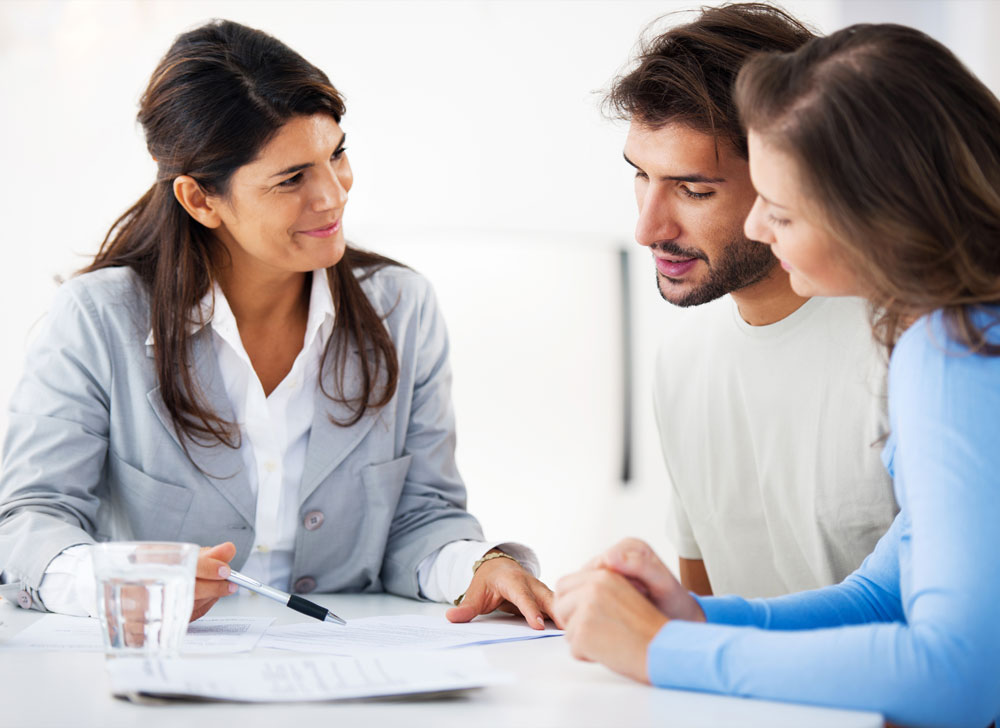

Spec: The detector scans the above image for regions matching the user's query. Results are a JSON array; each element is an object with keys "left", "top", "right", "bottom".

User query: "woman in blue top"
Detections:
[{"left": 555, "top": 23, "right": 1000, "bottom": 728}]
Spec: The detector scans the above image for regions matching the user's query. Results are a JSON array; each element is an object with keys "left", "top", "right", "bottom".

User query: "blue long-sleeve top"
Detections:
[{"left": 648, "top": 310, "right": 1000, "bottom": 728}]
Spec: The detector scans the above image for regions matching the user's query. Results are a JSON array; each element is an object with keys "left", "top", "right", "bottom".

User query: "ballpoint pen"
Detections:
[{"left": 226, "top": 570, "right": 346, "bottom": 625}]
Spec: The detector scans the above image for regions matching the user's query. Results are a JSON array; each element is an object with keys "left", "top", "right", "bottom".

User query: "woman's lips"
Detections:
[
  {"left": 655, "top": 256, "right": 699, "bottom": 278},
  {"left": 299, "top": 220, "right": 341, "bottom": 238}
]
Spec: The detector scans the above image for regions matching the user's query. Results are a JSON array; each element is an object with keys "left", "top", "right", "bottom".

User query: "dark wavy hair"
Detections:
[
  {"left": 735, "top": 23, "right": 1000, "bottom": 354},
  {"left": 82, "top": 19, "right": 400, "bottom": 451},
  {"left": 604, "top": 2, "right": 815, "bottom": 157}
]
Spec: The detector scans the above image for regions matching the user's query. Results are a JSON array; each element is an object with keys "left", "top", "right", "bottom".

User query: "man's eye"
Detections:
[{"left": 681, "top": 186, "right": 714, "bottom": 200}]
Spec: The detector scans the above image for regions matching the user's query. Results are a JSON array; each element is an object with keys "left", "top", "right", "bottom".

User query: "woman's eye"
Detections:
[
  {"left": 278, "top": 172, "right": 303, "bottom": 188},
  {"left": 681, "top": 186, "right": 714, "bottom": 200},
  {"left": 768, "top": 214, "right": 791, "bottom": 227},
  {"left": 332, "top": 146, "right": 348, "bottom": 161}
]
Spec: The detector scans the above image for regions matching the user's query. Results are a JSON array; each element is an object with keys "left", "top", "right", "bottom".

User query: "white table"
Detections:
[{"left": 0, "top": 593, "right": 883, "bottom": 728}]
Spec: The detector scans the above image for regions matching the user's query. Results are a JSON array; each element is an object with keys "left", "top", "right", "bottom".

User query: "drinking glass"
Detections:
[{"left": 91, "top": 541, "right": 198, "bottom": 656}]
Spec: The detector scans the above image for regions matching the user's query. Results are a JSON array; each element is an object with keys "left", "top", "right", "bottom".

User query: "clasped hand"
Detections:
[{"left": 553, "top": 538, "right": 705, "bottom": 683}]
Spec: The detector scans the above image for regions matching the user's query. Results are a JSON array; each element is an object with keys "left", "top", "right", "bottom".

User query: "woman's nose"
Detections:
[
  {"left": 312, "top": 167, "right": 349, "bottom": 212},
  {"left": 744, "top": 195, "right": 773, "bottom": 245}
]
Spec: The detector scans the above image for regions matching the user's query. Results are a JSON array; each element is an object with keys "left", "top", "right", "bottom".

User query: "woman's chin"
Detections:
[
  {"left": 788, "top": 272, "right": 820, "bottom": 298},
  {"left": 312, "top": 238, "right": 348, "bottom": 270}
]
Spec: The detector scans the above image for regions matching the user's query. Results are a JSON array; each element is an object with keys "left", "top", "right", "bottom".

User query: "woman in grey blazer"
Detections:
[{"left": 0, "top": 20, "right": 554, "bottom": 627}]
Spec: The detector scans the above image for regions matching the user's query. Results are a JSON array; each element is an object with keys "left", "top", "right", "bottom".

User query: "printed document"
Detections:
[
  {"left": 1, "top": 615, "right": 273, "bottom": 653},
  {"left": 106, "top": 649, "right": 510, "bottom": 702},
  {"left": 259, "top": 613, "right": 563, "bottom": 655}
]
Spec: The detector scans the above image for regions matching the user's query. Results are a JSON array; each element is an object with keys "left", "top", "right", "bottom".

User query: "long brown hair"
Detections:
[
  {"left": 604, "top": 2, "right": 815, "bottom": 157},
  {"left": 735, "top": 23, "right": 1000, "bottom": 353},
  {"left": 83, "top": 19, "right": 400, "bottom": 450}
]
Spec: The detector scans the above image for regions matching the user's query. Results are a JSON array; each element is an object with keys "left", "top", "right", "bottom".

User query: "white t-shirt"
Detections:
[{"left": 653, "top": 295, "right": 897, "bottom": 598}]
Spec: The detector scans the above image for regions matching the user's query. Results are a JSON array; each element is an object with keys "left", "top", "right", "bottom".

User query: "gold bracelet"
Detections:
[
  {"left": 453, "top": 551, "right": 520, "bottom": 606},
  {"left": 473, "top": 551, "right": 519, "bottom": 573}
]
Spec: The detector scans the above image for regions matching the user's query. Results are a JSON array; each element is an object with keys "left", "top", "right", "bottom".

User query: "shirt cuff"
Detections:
[
  {"left": 416, "top": 540, "right": 540, "bottom": 603},
  {"left": 37, "top": 544, "right": 98, "bottom": 617}
]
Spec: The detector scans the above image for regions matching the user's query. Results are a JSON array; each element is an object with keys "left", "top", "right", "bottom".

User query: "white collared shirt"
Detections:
[
  {"left": 38, "top": 271, "right": 535, "bottom": 615},
  {"left": 210, "top": 267, "right": 332, "bottom": 589}
]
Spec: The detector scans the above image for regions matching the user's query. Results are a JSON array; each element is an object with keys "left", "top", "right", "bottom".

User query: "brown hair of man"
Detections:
[
  {"left": 735, "top": 23, "right": 1000, "bottom": 354},
  {"left": 605, "top": 2, "right": 815, "bottom": 158}
]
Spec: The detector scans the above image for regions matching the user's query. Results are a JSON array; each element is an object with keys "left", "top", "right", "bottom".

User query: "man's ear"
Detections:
[{"left": 173, "top": 175, "right": 222, "bottom": 229}]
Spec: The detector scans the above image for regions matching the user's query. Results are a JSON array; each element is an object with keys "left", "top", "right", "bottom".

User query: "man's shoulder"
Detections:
[
  {"left": 790, "top": 296, "right": 879, "bottom": 360},
  {"left": 651, "top": 295, "right": 881, "bottom": 395},
  {"left": 740, "top": 295, "right": 873, "bottom": 354},
  {"left": 805, "top": 295, "right": 870, "bottom": 328}
]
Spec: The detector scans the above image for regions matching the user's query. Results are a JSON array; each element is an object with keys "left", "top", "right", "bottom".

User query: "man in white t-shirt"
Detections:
[{"left": 610, "top": 3, "right": 897, "bottom": 597}]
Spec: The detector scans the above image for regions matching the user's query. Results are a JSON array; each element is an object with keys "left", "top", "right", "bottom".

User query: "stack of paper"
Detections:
[{"left": 106, "top": 649, "right": 511, "bottom": 702}]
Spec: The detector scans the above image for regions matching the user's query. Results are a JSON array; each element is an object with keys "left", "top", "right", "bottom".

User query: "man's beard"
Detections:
[{"left": 656, "top": 235, "right": 777, "bottom": 307}]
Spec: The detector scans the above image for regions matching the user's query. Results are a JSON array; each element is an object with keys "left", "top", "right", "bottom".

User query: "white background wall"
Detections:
[{"left": 1, "top": 1, "right": 996, "bottom": 584}]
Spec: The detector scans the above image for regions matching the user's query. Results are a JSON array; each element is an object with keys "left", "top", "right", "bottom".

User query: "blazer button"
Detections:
[
  {"left": 16, "top": 590, "right": 32, "bottom": 609},
  {"left": 303, "top": 510, "right": 325, "bottom": 531},
  {"left": 293, "top": 576, "right": 317, "bottom": 594}
]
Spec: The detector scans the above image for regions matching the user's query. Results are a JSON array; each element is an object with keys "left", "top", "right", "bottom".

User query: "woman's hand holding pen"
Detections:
[
  {"left": 446, "top": 551, "right": 562, "bottom": 630},
  {"left": 191, "top": 541, "right": 238, "bottom": 621}
]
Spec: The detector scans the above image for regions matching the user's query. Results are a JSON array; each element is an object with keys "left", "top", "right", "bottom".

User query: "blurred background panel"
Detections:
[{"left": 1, "top": 0, "right": 996, "bottom": 581}]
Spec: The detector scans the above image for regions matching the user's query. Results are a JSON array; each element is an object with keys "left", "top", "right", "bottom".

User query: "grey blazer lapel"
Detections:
[
  {"left": 299, "top": 347, "right": 381, "bottom": 504},
  {"left": 145, "top": 329, "right": 255, "bottom": 527}
]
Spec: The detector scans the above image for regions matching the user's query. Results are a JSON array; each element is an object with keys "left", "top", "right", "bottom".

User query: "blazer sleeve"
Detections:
[
  {"left": 0, "top": 281, "right": 112, "bottom": 609},
  {"left": 378, "top": 275, "right": 485, "bottom": 598}
]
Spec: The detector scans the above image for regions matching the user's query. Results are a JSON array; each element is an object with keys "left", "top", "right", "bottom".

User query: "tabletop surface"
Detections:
[{"left": 0, "top": 593, "right": 883, "bottom": 728}]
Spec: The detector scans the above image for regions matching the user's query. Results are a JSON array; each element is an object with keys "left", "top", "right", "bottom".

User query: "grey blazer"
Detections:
[{"left": 0, "top": 265, "right": 484, "bottom": 611}]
